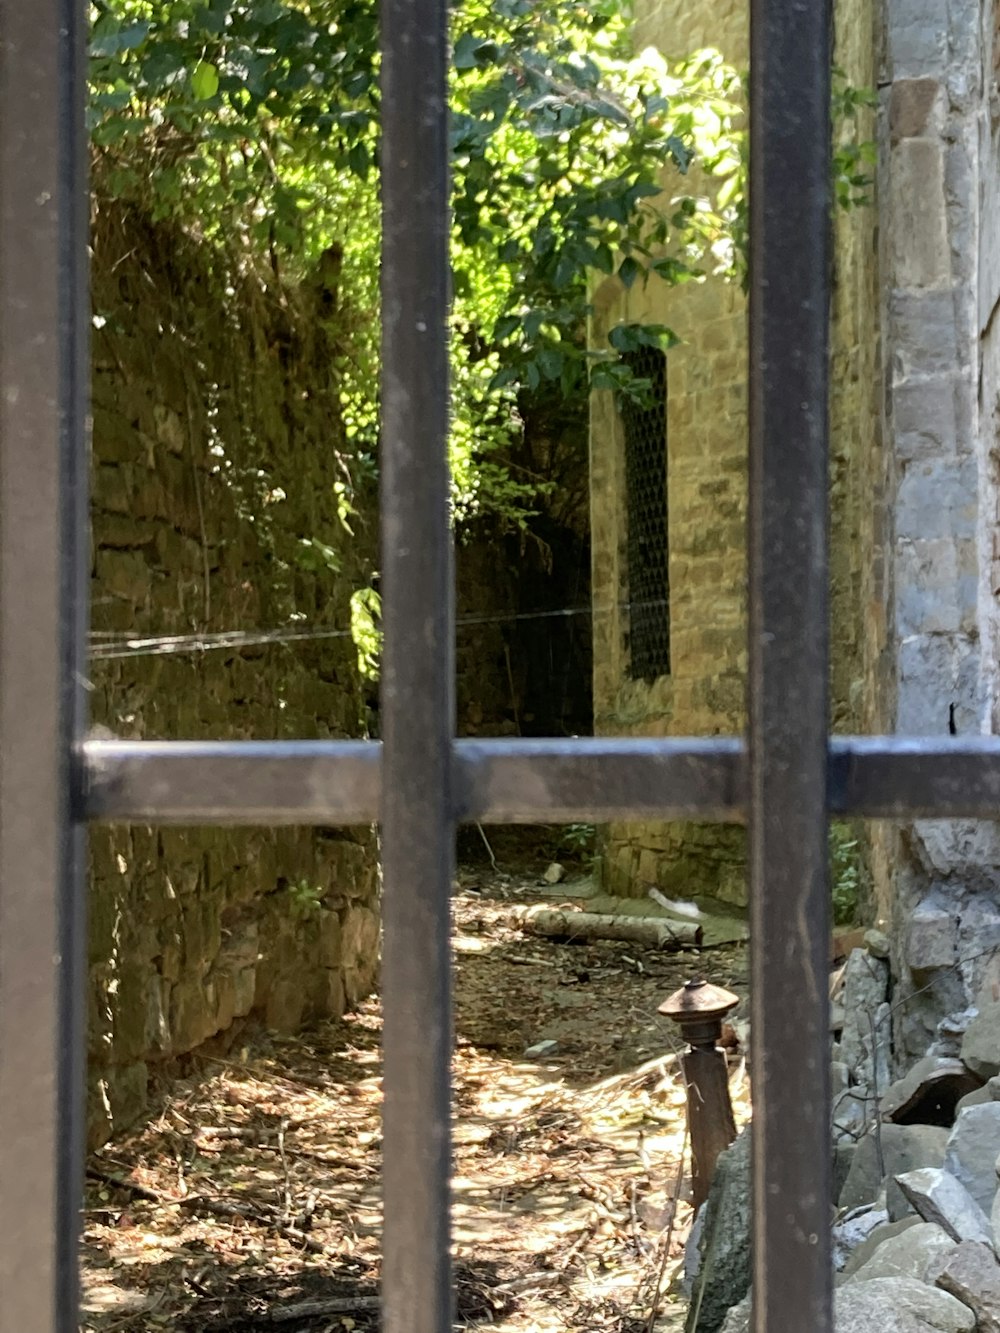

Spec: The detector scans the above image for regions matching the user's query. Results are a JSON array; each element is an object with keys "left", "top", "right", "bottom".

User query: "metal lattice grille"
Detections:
[{"left": 620, "top": 349, "right": 670, "bottom": 681}]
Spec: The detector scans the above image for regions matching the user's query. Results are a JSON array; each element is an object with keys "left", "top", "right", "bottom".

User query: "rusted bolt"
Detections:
[{"left": 659, "top": 978, "right": 740, "bottom": 1209}]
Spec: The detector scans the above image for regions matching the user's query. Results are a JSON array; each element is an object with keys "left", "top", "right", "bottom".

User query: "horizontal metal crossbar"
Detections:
[{"left": 81, "top": 735, "right": 1000, "bottom": 825}]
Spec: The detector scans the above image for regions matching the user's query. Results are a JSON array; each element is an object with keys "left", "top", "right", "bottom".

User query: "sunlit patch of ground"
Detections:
[{"left": 80, "top": 870, "right": 749, "bottom": 1332}]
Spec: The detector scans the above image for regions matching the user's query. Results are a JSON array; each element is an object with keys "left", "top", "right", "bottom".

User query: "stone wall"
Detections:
[
  {"left": 87, "top": 197, "right": 379, "bottom": 1144},
  {"left": 590, "top": 0, "right": 881, "bottom": 904},
  {"left": 874, "top": 0, "right": 1000, "bottom": 1064}
]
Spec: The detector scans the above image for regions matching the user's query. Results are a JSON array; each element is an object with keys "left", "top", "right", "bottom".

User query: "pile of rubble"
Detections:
[{"left": 688, "top": 937, "right": 1000, "bottom": 1332}]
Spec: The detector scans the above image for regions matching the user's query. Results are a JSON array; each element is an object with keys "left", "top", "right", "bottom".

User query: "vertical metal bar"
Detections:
[
  {"left": 378, "top": 0, "right": 454, "bottom": 1324},
  {"left": 748, "top": 1, "right": 833, "bottom": 1330},
  {"left": 0, "top": 0, "right": 90, "bottom": 1329}
]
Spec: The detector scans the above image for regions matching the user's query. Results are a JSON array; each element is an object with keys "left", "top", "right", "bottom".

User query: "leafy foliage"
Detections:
[
  {"left": 89, "top": 0, "right": 748, "bottom": 527},
  {"left": 89, "top": 3, "right": 871, "bottom": 531}
]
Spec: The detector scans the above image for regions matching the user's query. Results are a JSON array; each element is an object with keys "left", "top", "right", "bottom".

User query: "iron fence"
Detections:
[{"left": 3, "top": 1, "right": 998, "bottom": 1331}]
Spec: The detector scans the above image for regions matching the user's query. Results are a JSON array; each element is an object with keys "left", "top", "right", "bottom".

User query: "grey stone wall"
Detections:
[
  {"left": 877, "top": 0, "right": 1000, "bottom": 1062},
  {"left": 87, "top": 196, "right": 379, "bottom": 1145}
]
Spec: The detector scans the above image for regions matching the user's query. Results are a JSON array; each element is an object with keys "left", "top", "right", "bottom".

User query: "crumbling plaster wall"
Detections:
[
  {"left": 87, "top": 198, "right": 380, "bottom": 1145},
  {"left": 875, "top": 0, "right": 1000, "bottom": 1064}
]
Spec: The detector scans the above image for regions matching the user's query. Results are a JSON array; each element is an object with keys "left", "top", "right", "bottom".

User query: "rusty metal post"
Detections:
[{"left": 660, "top": 979, "right": 739, "bottom": 1209}]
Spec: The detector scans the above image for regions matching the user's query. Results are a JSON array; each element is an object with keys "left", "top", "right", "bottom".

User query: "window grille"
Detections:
[{"left": 620, "top": 348, "right": 670, "bottom": 681}]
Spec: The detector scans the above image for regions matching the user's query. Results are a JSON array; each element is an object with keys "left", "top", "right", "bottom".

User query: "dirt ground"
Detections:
[{"left": 79, "top": 863, "right": 749, "bottom": 1333}]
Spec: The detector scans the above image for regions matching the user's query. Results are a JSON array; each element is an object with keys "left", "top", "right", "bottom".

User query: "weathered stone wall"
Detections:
[
  {"left": 875, "top": 0, "right": 1000, "bottom": 1064},
  {"left": 590, "top": 0, "right": 881, "bottom": 904},
  {"left": 87, "top": 198, "right": 379, "bottom": 1144}
]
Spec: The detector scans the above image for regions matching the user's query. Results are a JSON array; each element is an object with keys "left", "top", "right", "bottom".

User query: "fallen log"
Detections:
[{"left": 518, "top": 907, "right": 702, "bottom": 950}]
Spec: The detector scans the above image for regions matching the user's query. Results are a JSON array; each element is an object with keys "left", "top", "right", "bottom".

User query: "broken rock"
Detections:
[
  {"left": 943, "top": 1102, "right": 1000, "bottom": 1214},
  {"left": 895, "top": 1168, "right": 992, "bottom": 1246},
  {"left": 718, "top": 1279, "right": 976, "bottom": 1333},
  {"left": 839, "top": 1122, "right": 949, "bottom": 1213},
  {"left": 960, "top": 985, "right": 1000, "bottom": 1080},
  {"left": 843, "top": 1221, "right": 957, "bottom": 1286}
]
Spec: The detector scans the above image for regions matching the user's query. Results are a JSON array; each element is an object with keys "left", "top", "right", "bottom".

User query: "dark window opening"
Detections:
[{"left": 619, "top": 348, "right": 670, "bottom": 681}]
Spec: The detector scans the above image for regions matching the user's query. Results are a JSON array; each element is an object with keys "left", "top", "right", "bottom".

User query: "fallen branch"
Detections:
[
  {"left": 518, "top": 907, "right": 702, "bottom": 950},
  {"left": 263, "top": 1296, "right": 381, "bottom": 1322}
]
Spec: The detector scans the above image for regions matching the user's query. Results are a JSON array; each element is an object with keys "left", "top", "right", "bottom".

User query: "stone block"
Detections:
[
  {"left": 890, "top": 77, "right": 944, "bottom": 142},
  {"left": 889, "top": 145, "right": 951, "bottom": 289},
  {"left": 896, "top": 539, "right": 977, "bottom": 636},
  {"left": 892, "top": 373, "right": 969, "bottom": 460},
  {"left": 905, "top": 899, "right": 957, "bottom": 972},
  {"left": 887, "top": 0, "right": 949, "bottom": 76},
  {"left": 896, "top": 458, "right": 978, "bottom": 541},
  {"left": 897, "top": 637, "right": 979, "bottom": 738}
]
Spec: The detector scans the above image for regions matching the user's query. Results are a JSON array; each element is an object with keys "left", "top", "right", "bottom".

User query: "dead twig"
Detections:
[{"left": 85, "top": 1166, "right": 332, "bottom": 1255}]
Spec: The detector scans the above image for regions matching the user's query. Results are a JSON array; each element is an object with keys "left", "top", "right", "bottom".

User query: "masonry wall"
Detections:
[
  {"left": 590, "top": 0, "right": 881, "bottom": 905},
  {"left": 87, "top": 197, "right": 379, "bottom": 1144},
  {"left": 874, "top": 0, "right": 1000, "bottom": 1064}
]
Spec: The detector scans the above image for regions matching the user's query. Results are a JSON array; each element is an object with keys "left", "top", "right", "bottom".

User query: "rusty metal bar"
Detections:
[
  {"left": 80, "top": 735, "right": 1000, "bottom": 824},
  {"left": 748, "top": 0, "right": 834, "bottom": 1326},
  {"left": 0, "top": 0, "right": 89, "bottom": 1328},
  {"left": 378, "top": 0, "right": 454, "bottom": 1322}
]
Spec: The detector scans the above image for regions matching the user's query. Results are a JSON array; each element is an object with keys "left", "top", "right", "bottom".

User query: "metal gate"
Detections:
[{"left": 2, "top": 1, "right": 995, "bottom": 1331}]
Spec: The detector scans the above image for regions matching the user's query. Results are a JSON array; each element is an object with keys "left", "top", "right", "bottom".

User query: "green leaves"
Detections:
[
  {"left": 88, "top": 0, "right": 754, "bottom": 531},
  {"left": 191, "top": 60, "right": 220, "bottom": 100}
]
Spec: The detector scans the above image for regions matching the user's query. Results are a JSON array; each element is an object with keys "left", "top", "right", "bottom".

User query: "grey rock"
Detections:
[
  {"left": 955, "top": 1074, "right": 1000, "bottom": 1115},
  {"left": 961, "top": 992, "right": 1000, "bottom": 1080},
  {"left": 841, "top": 1217, "right": 923, "bottom": 1280},
  {"left": 834, "top": 1208, "right": 891, "bottom": 1272},
  {"left": 905, "top": 898, "right": 957, "bottom": 972},
  {"left": 682, "top": 1204, "right": 706, "bottom": 1297},
  {"left": 990, "top": 1183, "right": 1000, "bottom": 1254},
  {"left": 933, "top": 1012, "right": 973, "bottom": 1060},
  {"left": 684, "top": 1127, "right": 750, "bottom": 1333},
  {"left": 524, "top": 1039, "right": 559, "bottom": 1059},
  {"left": 895, "top": 1168, "right": 992, "bottom": 1245},
  {"left": 715, "top": 1278, "right": 976, "bottom": 1333},
  {"left": 832, "top": 1060, "right": 851, "bottom": 1099},
  {"left": 865, "top": 928, "right": 892, "bottom": 959},
  {"left": 840, "top": 1123, "right": 950, "bottom": 1213},
  {"left": 835, "top": 1084, "right": 875, "bottom": 1144},
  {"left": 543, "top": 862, "right": 565, "bottom": 885},
  {"left": 844, "top": 1222, "right": 957, "bottom": 1285},
  {"left": 717, "top": 1294, "right": 750, "bottom": 1333},
  {"left": 836, "top": 1277, "right": 975, "bottom": 1331},
  {"left": 934, "top": 1241, "right": 1000, "bottom": 1332},
  {"left": 841, "top": 950, "right": 891, "bottom": 1085},
  {"left": 834, "top": 1143, "right": 858, "bottom": 1202},
  {"left": 943, "top": 1102, "right": 1000, "bottom": 1213}
]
